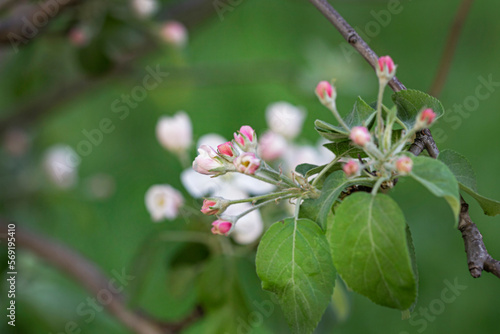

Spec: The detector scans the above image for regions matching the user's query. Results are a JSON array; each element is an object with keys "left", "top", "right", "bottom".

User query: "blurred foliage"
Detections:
[{"left": 1, "top": 0, "right": 500, "bottom": 333}]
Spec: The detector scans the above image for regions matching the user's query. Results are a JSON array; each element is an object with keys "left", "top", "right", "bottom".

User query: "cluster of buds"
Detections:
[
  {"left": 192, "top": 125, "right": 267, "bottom": 236},
  {"left": 193, "top": 125, "right": 261, "bottom": 177}
]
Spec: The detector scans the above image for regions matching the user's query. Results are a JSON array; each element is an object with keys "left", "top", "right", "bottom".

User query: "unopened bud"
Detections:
[
  {"left": 201, "top": 197, "right": 229, "bottom": 215},
  {"left": 211, "top": 220, "right": 233, "bottom": 236},
  {"left": 233, "top": 125, "right": 257, "bottom": 152},
  {"left": 343, "top": 160, "right": 360, "bottom": 177},
  {"left": 217, "top": 141, "right": 238, "bottom": 161},
  {"left": 395, "top": 156, "right": 413, "bottom": 175},
  {"left": 376, "top": 56, "right": 396, "bottom": 84},
  {"left": 349, "top": 126, "right": 371, "bottom": 147},
  {"left": 415, "top": 108, "right": 437, "bottom": 129},
  {"left": 315, "top": 81, "right": 336, "bottom": 106}
]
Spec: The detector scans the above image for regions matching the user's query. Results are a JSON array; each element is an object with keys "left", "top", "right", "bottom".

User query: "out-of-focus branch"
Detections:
[
  {"left": 0, "top": 0, "right": 84, "bottom": 45},
  {"left": 429, "top": 0, "right": 475, "bottom": 97},
  {"left": 0, "top": 219, "right": 202, "bottom": 334}
]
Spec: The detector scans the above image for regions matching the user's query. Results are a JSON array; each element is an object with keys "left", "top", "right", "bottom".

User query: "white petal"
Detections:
[
  {"left": 197, "top": 133, "right": 227, "bottom": 149},
  {"left": 232, "top": 208, "right": 264, "bottom": 245},
  {"left": 265, "top": 102, "right": 306, "bottom": 140},
  {"left": 180, "top": 169, "right": 223, "bottom": 198}
]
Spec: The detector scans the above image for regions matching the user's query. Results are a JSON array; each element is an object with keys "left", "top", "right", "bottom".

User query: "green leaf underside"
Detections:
[
  {"left": 300, "top": 171, "right": 374, "bottom": 229},
  {"left": 408, "top": 155, "right": 460, "bottom": 223},
  {"left": 391, "top": 89, "right": 444, "bottom": 129},
  {"left": 329, "top": 192, "right": 417, "bottom": 310},
  {"left": 315, "top": 97, "right": 376, "bottom": 139},
  {"left": 324, "top": 141, "right": 367, "bottom": 158},
  {"left": 295, "top": 163, "right": 319, "bottom": 176},
  {"left": 256, "top": 218, "right": 336, "bottom": 334},
  {"left": 438, "top": 149, "right": 500, "bottom": 216}
]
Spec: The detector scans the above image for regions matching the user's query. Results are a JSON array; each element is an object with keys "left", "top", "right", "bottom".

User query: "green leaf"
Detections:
[
  {"left": 392, "top": 89, "right": 444, "bottom": 129},
  {"left": 256, "top": 218, "right": 336, "bottom": 334},
  {"left": 329, "top": 192, "right": 417, "bottom": 310},
  {"left": 295, "top": 163, "right": 318, "bottom": 176},
  {"left": 408, "top": 155, "right": 460, "bottom": 223},
  {"left": 438, "top": 149, "right": 500, "bottom": 216},
  {"left": 315, "top": 97, "right": 376, "bottom": 141},
  {"left": 323, "top": 141, "right": 367, "bottom": 158}
]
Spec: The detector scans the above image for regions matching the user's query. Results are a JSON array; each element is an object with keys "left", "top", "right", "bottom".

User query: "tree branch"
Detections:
[
  {"left": 458, "top": 197, "right": 500, "bottom": 278},
  {"left": 309, "top": 0, "right": 499, "bottom": 279},
  {"left": 429, "top": 0, "right": 475, "bottom": 97},
  {"left": 308, "top": 0, "right": 406, "bottom": 92},
  {"left": 0, "top": 219, "right": 202, "bottom": 333},
  {"left": 0, "top": 0, "right": 84, "bottom": 45}
]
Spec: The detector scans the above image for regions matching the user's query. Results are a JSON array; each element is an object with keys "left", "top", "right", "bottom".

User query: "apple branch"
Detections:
[{"left": 309, "top": 0, "right": 499, "bottom": 279}]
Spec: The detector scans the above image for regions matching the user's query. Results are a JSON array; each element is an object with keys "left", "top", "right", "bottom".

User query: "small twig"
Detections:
[
  {"left": 458, "top": 197, "right": 500, "bottom": 278},
  {"left": 0, "top": 219, "right": 202, "bottom": 333},
  {"left": 429, "top": 0, "right": 475, "bottom": 97},
  {"left": 308, "top": 0, "right": 406, "bottom": 92}
]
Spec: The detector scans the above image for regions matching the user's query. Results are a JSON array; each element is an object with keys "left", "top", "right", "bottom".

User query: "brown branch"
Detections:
[
  {"left": 429, "top": 0, "right": 475, "bottom": 97},
  {"left": 309, "top": 0, "right": 499, "bottom": 279},
  {"left": 308, "top": 0, "right": 406, "bottom": 92},
  {"left": 0, "top": 219, "right": 202, "bottom": 333},
  {"left": 458, "top": 197, "right": 500, "bottom": 278}
]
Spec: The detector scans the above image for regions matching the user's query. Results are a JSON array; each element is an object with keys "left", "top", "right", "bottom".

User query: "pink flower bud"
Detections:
[
  {"left": 201, "top": 197, "right": 229, "bottom": 215},
  {"left": 234, "top": 152, "right": 260, "bottom": 175},
  {"left": 418, "top": 108, "right": 436, "bottom": 127},
  {"left": 211, "top": 220, "right": 233, "bottom": 236},
  {"left": 395, "top": 156, "right": 413, "bottom": 175},
  {"left": 258, "top": 131, "right": 287, "bottom": 161},
  {"left": 201, "top": 199, "right": 218, "bottom": 215},
  {"left": 377, "top": 56, "right": 396, "bottom": 83},
  {"left": 192, "top": 145, "right": 224, "bottom": 175},
  {"left": 343, "top": 160, "right": 360, "bottom": 177},
  {"left": 349, "top": 126, "right": 371, "bottom": 147},
  {"left": 217, "top": 141, "right": 237, "bottom": 161},
  {"left": 315, "top": 81, "right": 336, "bottom": 106},
  {"left": 160, "top": 21, "right": 188, "bottom": 48},
  {"left": 234, "top": 125, "right": 257, "bottom": 151}
]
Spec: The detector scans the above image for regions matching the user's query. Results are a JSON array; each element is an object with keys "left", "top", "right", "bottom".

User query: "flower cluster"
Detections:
[{"left": 315, "top": 56, "right": 437, "bottom": 192}]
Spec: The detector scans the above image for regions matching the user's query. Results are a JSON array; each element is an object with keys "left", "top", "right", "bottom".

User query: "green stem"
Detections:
[
  {"left": 228, "top": 189, "right": 300, "bottom": 205},
  {"left": 311, "top": 156, "right": 342, "bottom": 187},
  {"left": 327, "top": 103, "right": 351, "bottom": 132},
  {"left": 371, "top": 177, "right": 388, "bottom": 196},
  {"left": 260, "top": 165, "right": 297, "bottom": 187},
  {"left": 294, "top": 196, "right": 303, "bottom": 223},
  {"left": 235, "top": 194, "right": 296, "bottom": 220},
  {"left": 384, "top": 128, "right": 417, "bottom": 159},
  {"left": 376, "top": 80, "right": 386, "bottom": 142}
]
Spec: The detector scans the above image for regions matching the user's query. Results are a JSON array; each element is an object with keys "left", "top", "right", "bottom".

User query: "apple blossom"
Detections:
[
  {"left": 265, "top": 102, "right": 306, "bottom": 140},
  {"left": 145, "top": 184, "right": 184, "bottom": 222},
  {"left": 234, "top": 152, "right": 261, "bottom": 175},
  {"left": 156, "top": 111, "right": 192, "bottom": 154},
  {"left": 192, "top": 145, "right": 227, "bottom": 175},
  {"left": 131, "top": 0, "right": 158, "bottom": 18},
  {"left": 350, "top": 126, "right": 371, "bottom": 147},
  {"left": 43, "top": 145, "right": 79, "bottom": 189},
  {"left": 258, "top": 131, "right": 287, "bottom": 161},
  {"left": 160, "top": 21, "right": 188, "bottom": 48},
  {"left": 211, "top": 220, "right": 233, "bottom": 236}
]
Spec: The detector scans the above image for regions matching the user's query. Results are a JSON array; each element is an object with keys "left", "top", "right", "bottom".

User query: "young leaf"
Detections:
[
  {"left": 438, "top": 149, "right": 500, "bottom": 216},
  {"left": 300, "top": 171, "right": 373, "bottom": 230},
  {"left": 323, "top": 141, "right": 367, "bottom": 158},
  {"left": 407, "top": 155, "right": 460, "bottom": 223},
  {"left": 392, "top": 89, "right": 444, "bottom": 129},
  {"left": 256, "top": 218, "right": 336, "bottom": 334},
  {"left": 329, "top": 192, "right": 417, "bottom": 310},
  {"left": 295, "top": 163, "right": 318, "bottom": 176},
  {"left": 315, "top": 97, "right": 375, "bottom": 140}
]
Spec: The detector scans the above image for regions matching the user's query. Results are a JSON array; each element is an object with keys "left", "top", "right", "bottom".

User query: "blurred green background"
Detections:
[{"left": 1, "top": 0, "right": 500, "bottom": 333}]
